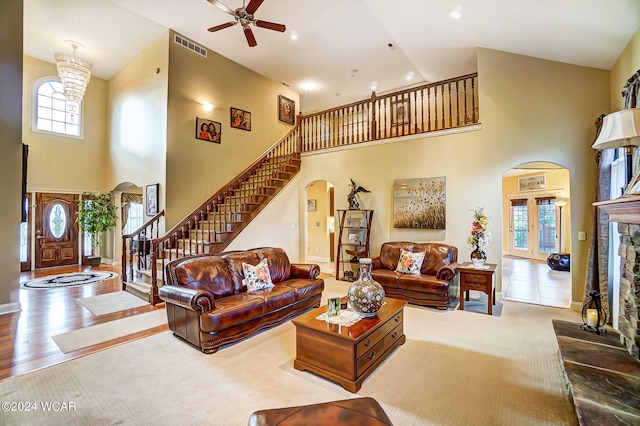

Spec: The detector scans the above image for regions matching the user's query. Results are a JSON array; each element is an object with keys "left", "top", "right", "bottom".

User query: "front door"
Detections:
[{"left": 35, "top": 193, "right": 79, "bottom": 269}]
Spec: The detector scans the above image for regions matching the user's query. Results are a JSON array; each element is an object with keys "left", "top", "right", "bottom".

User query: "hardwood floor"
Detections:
[{"left": 0, "top": 264, "right": 167, "bottom": 382}]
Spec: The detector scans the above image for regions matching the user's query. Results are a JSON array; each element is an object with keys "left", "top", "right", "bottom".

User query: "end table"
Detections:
[{"left": 458, "top": 263, "right": 497, "bottom": 315}]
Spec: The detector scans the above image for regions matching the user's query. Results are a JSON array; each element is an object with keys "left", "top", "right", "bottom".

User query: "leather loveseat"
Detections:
[
  {"left": 370, "top": 241, "right": 458, "bottom": 310},
  {"left": 159, "top": 247, "right": 324, "bottom": 353}
]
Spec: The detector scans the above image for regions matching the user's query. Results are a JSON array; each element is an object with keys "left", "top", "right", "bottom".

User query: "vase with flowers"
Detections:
[{"left": 467, "top": 207, "right": 491, "bottom": 267}]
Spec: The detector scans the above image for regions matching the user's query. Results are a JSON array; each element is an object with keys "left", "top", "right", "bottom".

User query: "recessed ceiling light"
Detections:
[
  {"left": 406, "top": 71, "right": 415, "bottom": 80},
  {"left": 450, "top": 5, "right": 464, "bottom": 19},
  {"left": 302, "top": 83, "right": 315, "bottom": 92},
  {"left": 371, "top": 81, "right": 378, "bottom": 91},
  {"left": 290, "top": 30, "right": 298, "bottom": 41}
]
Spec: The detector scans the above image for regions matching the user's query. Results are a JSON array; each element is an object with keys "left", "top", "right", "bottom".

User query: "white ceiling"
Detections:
[{"left": 24, "top": 0, "right": 640, "bottom": 112}]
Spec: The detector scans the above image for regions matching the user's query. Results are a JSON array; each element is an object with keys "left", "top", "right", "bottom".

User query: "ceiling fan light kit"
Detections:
[{"left": 207, "top": 0, "right": 286, "bottom": 47}]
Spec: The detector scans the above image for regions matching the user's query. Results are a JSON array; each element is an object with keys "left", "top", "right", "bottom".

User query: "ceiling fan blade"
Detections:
[
  {"left": 244, "top": 27, "right": 257, "bottom": 47},
  {"left": 254, "top": 20, "right": 286, "bottom": 32},
  {"left": 245, "top": 0, "right": 265, "bottom": 15},
  {"left": 207, "top": 0, "right": 235, "bottom": 15},
  {"left": 207, "top": 21, "right": 236, "bottom": 32}
]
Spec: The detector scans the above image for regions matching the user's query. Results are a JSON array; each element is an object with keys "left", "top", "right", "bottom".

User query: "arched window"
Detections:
[{"left": 34, "top": 79, "right": 82, "bottom": 137}]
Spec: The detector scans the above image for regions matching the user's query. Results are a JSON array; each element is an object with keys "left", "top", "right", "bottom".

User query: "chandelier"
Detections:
[{"left": 54, "top": 41, "right": 92, "bottom": 103}]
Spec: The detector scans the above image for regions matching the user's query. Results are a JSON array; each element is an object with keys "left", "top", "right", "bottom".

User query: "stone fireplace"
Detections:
[{"left": 595, "top": 195, "right": 640, "bottom": 362}]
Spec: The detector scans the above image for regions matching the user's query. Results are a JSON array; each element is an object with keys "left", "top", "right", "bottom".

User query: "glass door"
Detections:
[
  {"left": 509, "top": 199, "right": 529, "bottom": 257},
  {"left": 508, "top": 196, "right": 559, "bottom": 261}
]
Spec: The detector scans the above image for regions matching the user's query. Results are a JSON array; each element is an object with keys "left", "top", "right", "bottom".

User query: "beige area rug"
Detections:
[
  {"left": 76, "top": 291, "right": 149, "bottom": 316},
  {"left": 2, "top": 278, "right": 582, "bottom": 425},
  {"left": 51, "top": 309, "right": 167, "bottom": 354}
]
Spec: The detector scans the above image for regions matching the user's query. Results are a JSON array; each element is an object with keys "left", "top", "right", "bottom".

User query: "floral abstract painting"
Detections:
[{"left": 393, "top": 177, "right": 446, "bottom": 229}]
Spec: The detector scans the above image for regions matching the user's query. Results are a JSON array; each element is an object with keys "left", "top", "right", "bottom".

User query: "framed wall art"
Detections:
[
  {"left": 391, "top": 98, "right": 410, "bottom": 127},
  {"left": 230, "top": 107, "right": 251, "bottom": 131},
  {"left": 393, "top": 177, "right": 446, "bottom": 229},
  {"left": 145, "top": 183, "right": 159, "bottom": 216},
  {"left": 307, "top": 199, "right": 317, "bottom": 211},
  {"left": 195, "top": 117, "right": 221, "bottom": 143},
  {"left": 518, "top": 175, "right": 546, "bottom": 191},
  {"left": 278, "top": 95, "right": 295, "bottom": 125}
]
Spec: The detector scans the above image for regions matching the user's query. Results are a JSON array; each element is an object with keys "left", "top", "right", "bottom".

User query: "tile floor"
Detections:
[
  {"left": 317, "top": 257, "right": 572, "bottom": 309},
  {"left": 502, "top": 256, "right": 571, "bottom": 308}
]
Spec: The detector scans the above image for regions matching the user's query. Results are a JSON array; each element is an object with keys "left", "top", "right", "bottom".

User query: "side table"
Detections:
[{"left": 458, "top": 263, "right": 497, "bottom": 315}]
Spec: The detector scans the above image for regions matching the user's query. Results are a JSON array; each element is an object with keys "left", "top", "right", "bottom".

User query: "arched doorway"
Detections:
[
  {"left": 304, "top": 180, "right": 335, "bottom": 273},
  {"left": 501, "top": 162, "right": 571, "bottom": 308}
]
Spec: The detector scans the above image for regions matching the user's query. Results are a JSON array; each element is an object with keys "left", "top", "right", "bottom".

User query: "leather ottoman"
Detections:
[{"left": 247, "top": 397, "right": 393, "bottom": 426}]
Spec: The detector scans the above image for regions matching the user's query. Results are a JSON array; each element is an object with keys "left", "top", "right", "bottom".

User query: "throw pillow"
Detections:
[
  {"left": 242, "top": 258, "right": 274, "bottom": 292},
  {"left": 395, "top": 249, "right": 426, "bottom": 274}
]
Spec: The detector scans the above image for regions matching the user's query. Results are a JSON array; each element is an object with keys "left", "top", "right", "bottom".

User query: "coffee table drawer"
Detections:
[
  {"left": 356, "top": 340, "right": 384, "bottom": 377},
  {"left": 356, "top": 310, "right": 403, "bottom": 357},
  {"left": 383, "top": 323, "right": 403, "bottom": 350}
]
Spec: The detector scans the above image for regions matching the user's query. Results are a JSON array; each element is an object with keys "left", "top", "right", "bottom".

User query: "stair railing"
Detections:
[
  {"left": 148, "top": 125, "right": 301, "bottom": 300},
  {"left": 121, "top": 209, "right": 165, "bottom": 289}
]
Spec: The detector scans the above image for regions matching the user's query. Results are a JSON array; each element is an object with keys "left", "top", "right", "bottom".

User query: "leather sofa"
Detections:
[
  {"left": 370, "top": 241, "right": 458, "bottom": 310},
  {"left": 159, "top": 247, "right": 324, "bottom": 353}
]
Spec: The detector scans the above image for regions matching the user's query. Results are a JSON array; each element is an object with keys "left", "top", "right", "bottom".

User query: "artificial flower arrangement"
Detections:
[{"left": 467, "top": 206, "right": 491, "bottom": 252}]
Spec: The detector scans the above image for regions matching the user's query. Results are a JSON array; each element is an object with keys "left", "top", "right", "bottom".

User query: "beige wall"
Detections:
[
  {"left": 165, "top": 31, "right": 300, "bottom": 228},
  {"left": 22, "top": 57, "right": 109, "bottom": 192},
  {"left": 610, "top": 27, "right": 640, "bottom": 111},
  {"left": 107, "top": 32, "right": 169, "bottom": 219},
  {"left": 0, "top": 0, "right": 23, "bottom": 312}
]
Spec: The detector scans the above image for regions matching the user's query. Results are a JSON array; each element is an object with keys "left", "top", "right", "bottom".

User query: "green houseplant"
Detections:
[{"left": 76, "top": 192, "right": 118, "bottom": 267}]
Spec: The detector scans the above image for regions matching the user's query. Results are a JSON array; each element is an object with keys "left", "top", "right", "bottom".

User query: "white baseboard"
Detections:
[
  {"left": 307, "top": 256, "right": 331, "bottom": 263},
  {"left": 0, "top": 302, "right": 21, "bottom": 316}
]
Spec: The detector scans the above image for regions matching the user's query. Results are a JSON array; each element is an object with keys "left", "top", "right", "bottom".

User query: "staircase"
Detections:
[
  {"left": 121, "top": 72, "right": 480, "bottom": 305},
  {"left": 122, "top": 129, "right": 301, "bottom": 304}
]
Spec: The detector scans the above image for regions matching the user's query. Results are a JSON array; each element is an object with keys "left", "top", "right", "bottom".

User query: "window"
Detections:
[
  {"left": 34, "top": 79, "right": 82, "bottom": 137},
  {"left": 123, "top": 203, "right": 144, "bottom": 234}
]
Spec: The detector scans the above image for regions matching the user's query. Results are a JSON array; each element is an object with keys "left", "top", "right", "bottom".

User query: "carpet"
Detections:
[
  {"left": 51, "top": 309, "right": 167, "bottom": 354},
  {"left": 20, "top": 271, "right": 118, "bottom": 289},
  {"left": 76, "top": 291, "right": 149, "bottom": 316},
  {"left": 0, "top": 277, "right": 582, "bottom": 425}
]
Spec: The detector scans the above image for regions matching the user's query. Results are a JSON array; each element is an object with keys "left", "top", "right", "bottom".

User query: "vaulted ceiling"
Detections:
[{"left": 24, "top": 0, "right": 640, "bottom": 112}]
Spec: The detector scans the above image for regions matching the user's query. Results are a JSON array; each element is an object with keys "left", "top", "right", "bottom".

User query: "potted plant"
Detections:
[{"left": 76, "top": 192, "right": 118, "bottom": 267}]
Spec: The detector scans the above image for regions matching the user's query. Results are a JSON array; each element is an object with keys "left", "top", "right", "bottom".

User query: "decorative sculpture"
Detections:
[{"left": 347, "top": 179, "right": 371, "bottom": 210}]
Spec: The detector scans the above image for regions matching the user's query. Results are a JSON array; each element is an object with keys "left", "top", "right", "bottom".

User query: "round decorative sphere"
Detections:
[{"left": 347, "top": 258, "right": 385, "bottom": 317}]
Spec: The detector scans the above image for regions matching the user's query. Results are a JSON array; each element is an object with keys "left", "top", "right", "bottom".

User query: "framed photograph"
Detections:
[
  {"left": 327, "top": 297, "right": 341, "bottom": 317},
  {"left": 347, "top": 230, "right": 364, "bottom": 245},
  {"left": 307, "top": 199, "right": 316, "bottom": 211},
  {"left": 278, "top": 95, "right": 295, "bottom": 125},
  {"left": 195, "top": 117, "right": 221, "bottom": 143},
  {"left": 624, "top": 168, "right": 640, "bottom": 197},
  {"left": 393, "top": 177, "right": 446, "bottom": 229},
  {"left": 230, "top": 107, "right": 251, "bottom": 131},
  {"left": 391, "top": 98, "right": 410, "bottom": 127},
  {"left": 145, "top": 184, "right": 159, "bottom": 216}
]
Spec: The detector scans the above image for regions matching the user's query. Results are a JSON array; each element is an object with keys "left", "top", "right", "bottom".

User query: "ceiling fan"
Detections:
[{"left": 207, "top": 0, "right": 286, "bottom": 47}]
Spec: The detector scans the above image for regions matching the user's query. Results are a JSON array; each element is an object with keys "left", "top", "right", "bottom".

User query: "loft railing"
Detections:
[{"left": 298, "top": 72, "right": 478, "bottom": 152}]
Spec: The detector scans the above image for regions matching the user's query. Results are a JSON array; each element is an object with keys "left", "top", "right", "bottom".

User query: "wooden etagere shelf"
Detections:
[{"left": 335, "top": 209, "right": 373, "bottom": 281}]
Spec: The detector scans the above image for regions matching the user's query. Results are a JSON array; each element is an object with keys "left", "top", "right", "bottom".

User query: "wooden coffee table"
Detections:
[{"left": 292, "top": 297, "right": 406, "bottom": 393}]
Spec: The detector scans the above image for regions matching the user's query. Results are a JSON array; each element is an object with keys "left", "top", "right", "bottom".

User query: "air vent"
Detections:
[{"left": 174, "top": 34, "right": 207, "bottom": 58}]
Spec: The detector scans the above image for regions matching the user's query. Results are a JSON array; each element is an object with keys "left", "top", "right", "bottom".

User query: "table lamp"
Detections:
[{"left": 592, "top": 108, "right": 640, "bottom": 185}]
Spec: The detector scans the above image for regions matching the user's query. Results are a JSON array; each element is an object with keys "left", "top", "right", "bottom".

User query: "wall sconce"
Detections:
[
  {"left": 580, "top": 290, "right": 607, "bottom": 335},
  {"left": 203, "top": 102, "right": 214, "bottom": 112},
  {"left": 592, "top": 108, "right": 640, "bottom": 185}
]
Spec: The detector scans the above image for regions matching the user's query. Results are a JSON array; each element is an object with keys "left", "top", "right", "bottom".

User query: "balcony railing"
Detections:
[{"left": 298, "top": 73, "right": 478, "bottom": 152}]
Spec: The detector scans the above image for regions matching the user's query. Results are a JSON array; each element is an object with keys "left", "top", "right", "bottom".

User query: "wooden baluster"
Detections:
[
  {"left": 471, "top": 76, "right": 476, "bottom": 123},
  {"left": 420, "top": 88, "right": 425, "bottom": 133},
  {"left": 448, "top": 82, "right": 452, "bottom": 129}
]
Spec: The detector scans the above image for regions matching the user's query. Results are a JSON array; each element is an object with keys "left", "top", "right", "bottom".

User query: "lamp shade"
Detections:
[
  {"left": 592, "top": 108, "right": 640, "bottom": 150},
  {"left": 554, "top": 199, "right": 567, "bottom": 207}
]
